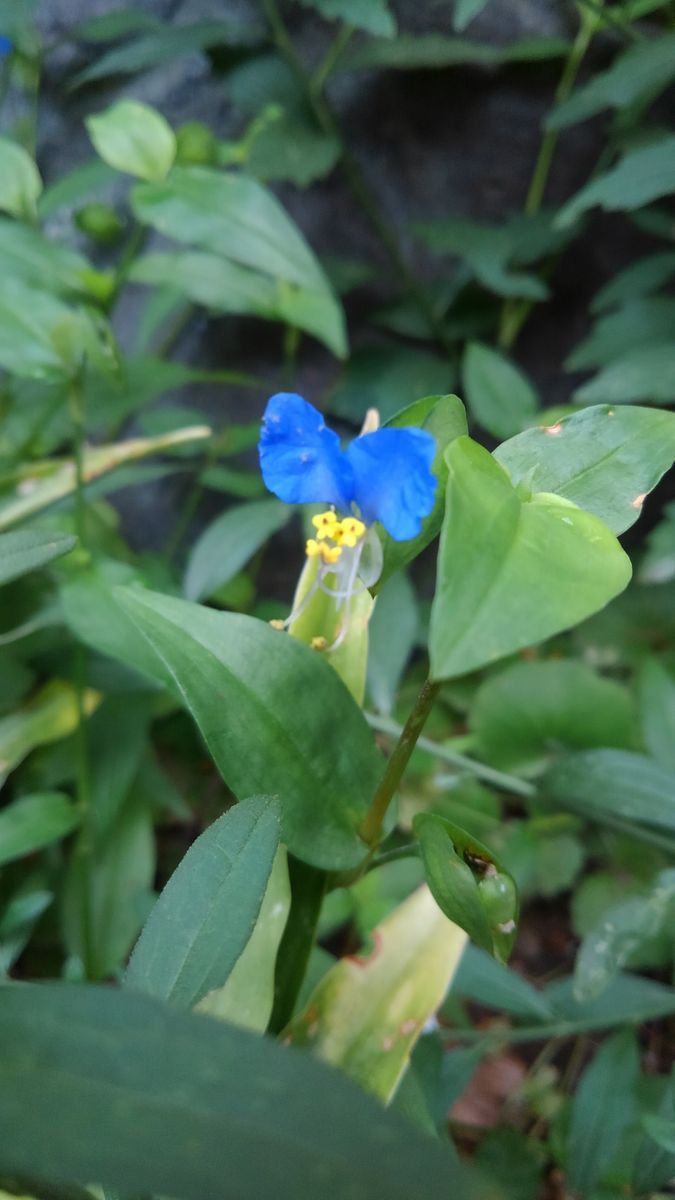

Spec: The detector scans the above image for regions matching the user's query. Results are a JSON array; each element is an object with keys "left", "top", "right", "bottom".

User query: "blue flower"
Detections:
[
  {"left": 259, "top": 393, "right": 437, "bottom": 541},
  {"left": 0, "top": 35, "right": 12, "bottom": 57}
]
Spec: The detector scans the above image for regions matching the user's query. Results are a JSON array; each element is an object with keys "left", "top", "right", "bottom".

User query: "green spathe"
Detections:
[{"left": 429, "top": 438, "right": 632, "bottom": 680}]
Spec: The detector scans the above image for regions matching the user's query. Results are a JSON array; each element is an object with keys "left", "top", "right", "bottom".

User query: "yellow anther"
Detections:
[
  {"left": 269, "top": 619, "right": 285, "bottom": 631},
  {"left": 311, "top": 510, "right": 339, "bottom": 539},
  {"left": 333, "top": 517, "right": 366, "bottom": 548},
  {"left": 305, "top": 539, "right": 342, "bottom": 565},
  {"left": 311, "top": 636, "right": 328, "bottom": 651}
]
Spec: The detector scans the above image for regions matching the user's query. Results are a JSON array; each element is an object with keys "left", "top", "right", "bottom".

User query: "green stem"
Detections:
[
  {"left": 312, "top": 24, "right": 353, "bottom": 92},
  {"left": 269, "top": 857, "right": 327, "bottom": 1034},
  {"left": 366, "top": 843, "right": 420, "bottom": 871},
  {"left": 360, "top": 678, "right": 441, "bottom": 847},
  {"left": 109, "top": 222, "right": 148, "bottom": 311},
  {"left": 262, "top": 0, "right": 453, "bottom": 353},
  {"left": 68, "top": 372, "right": 95, "bottom": 980},
  {"left": 497, "top": 1, "right": 605, "bottom": 351},
  {"left": 365, "top": 711, "right": 536, "bottom": 798}
]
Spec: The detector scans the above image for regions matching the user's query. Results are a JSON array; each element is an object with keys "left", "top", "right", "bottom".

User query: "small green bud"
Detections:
[
  {"left": 477, "top": 867, "right": 518, "bottom": 930},
  {"left": 75, "top": 202, "right": 125, "bottom": 245},
  {"left": 175, "top": 121, "right": 218, "bottom": 166}
]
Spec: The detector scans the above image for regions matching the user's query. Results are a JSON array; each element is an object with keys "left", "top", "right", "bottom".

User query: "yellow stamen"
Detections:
[
  {"left": 311, "top": 636, "right": 328, "bottom": 651},
  {"left": 269, "top": 619, "right": 285, "bottom": 631},
  {"left": 311, "top": 510, "right": 339, "bottom": 540},
  {"left": 305, "top": 538, "right": 342, "bottom": 564},
  {"left": 332, "top": 517, "right": 366, "bottom": 548}
]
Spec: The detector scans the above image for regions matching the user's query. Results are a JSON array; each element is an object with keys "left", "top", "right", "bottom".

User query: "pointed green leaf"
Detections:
[
  {"left": 429, "top": 438, "right": 631, "bottom": 680},
  {"left": 0, "top": 137, "right": 42, "bottom": 219},
  {"left": 0, "top": 792, "right": 80, "bottom": 867},
  {"left": 197, "top": 845, "right": 290, "bottom": 1032},
  {"left": 184, "top": 498, "right": 290, "bottom": 602},
  {"left": 0, "top": 983, "right": 473, "bottom": 1200},
  {"left": 494, "top": 404, "right": 675, "bottom": 535},
  {"left": 87, "top": 100, "right": 176, "bottom": 182},
  {"left": 126, "top": 796, "right": 281, "bottom": 1008},
  {"left": 114, "top": 588, "right": 381, "bottom": 870},
  {"left": 462, "top": 342, "right": 538, "bottom": 439},
  {"left": 0, "top": 530, "right": 76, "bottom": 587}
]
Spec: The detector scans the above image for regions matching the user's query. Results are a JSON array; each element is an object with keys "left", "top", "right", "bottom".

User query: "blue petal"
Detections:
[
  {"left": 346, "top": 427, "right": 437, "bottom": 541},
  {"left": 0, "top": 36, "right": 11, "bottom": 56},
  {"left": 259, "top": 393, "right": 354, "bottom": 510}
]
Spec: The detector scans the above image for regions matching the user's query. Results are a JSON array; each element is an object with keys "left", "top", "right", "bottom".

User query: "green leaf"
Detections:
[
  {"left": 0, "top": 872, "right": 52, "bottom": 974},
  {"left": 633, "top": 1072, "right": 675, "bottom": 1192},
  {"left": 0, "top": 217, "right": 91, "bottom": 295},
  {"left": 639, "top": 501, "right": 675, "bottom": 584},
  {"left": 557, "top": 136, "right": 675, "bottom": 228},
  {"left": 63, "top": 791, "right": 156, "bottom": 980},
  {"left": 574, "top": 869, "right": 675, "bottom": 1002},
  {"left": 566, "top": 297, "right": 675, "bottom": 371},
  {"left": 87, "top": 100, "right": 176, "bottom": 182},
  {"left": 638, "top": 657, "right": 675, "bottom": 771},
  {"left": 114, "top": 588, "right": 381, "bottom": 870},
  {"left": 0, "top": 426, "right": 210, "bottom": 531},
  {"left": 197, "top": 846, "right": 290, "bottom": 1032},
  {"left": 592, "top": 251, "right": 675, "bottom": 311},
  {"left": 0, "top": 137, "right": 42, "bottom": 219},
  {"left": 470, "top": 659, "right": 636, "bottom": 773},
  {"left": 0, "top": 792, "right": 80, "bottom": 867},
  {"left": 452, "top": 944, "right": 555, "bottom": 1022},
  {"left": 548, "top": 32, "right": 675, "bottom": 130},
  {"left": 542, "top": 749, "right": 675, "bottom": 834},
  {"left": 286, "top": 885, "right": 466, "bottom": 1101},
  {"left": 641, "top": 1114, "right": 675, "bottom": 1158},
  {"left": 573, "top": 341, "right": 675, "bottom": 406},
  {"left": 453, "top": 0, "right": 491, "bottom": 31},
  {"left": 132, "top": 167, "right": 345, "bottom": 354},
  {"left": 296, "top": 0, "right": 396, "bottom": 36},
  {"left": 0, "top": 983, "right": 471, "bottom": 1200},
  {"left": 0, "top": 682, "right": 98, "bottom": 789},
  {"left": 244, "top": 105, "right": 341, "bottom": 187},
  {"left": 74, "top": 7, "right": 161, "bottom": 40},
  {"left": 377, "top": 393, "right": 468, "bottom": 588},
  {"left": 126, "top": 796, "right": 280, "bottom": 1008},
  {"left": 414, "top": 813, "right": 518, "bottom": 961},
  {"left": 183, "top": 499, "right": 290, "bottom": 602},
  {"left": 0, "top": 278, "right": 99, "bottom": 381},
  {"left": 367, "top": 572, "right": 418, "bottom": 714},
  {"left": 415, "top": 217, "right": 548, "bottom": 300},
  {"left": 462, "top": 343, "right": 538, "bottom": 439},
  {"left": 429, "top": 438, "right": 631, "bottom": 680},
  {"left": 329, "top": 347, "right": 454, "bottom": 423},
  {"left": 494, "top": 404, "right": 675, "bottom": 535},
  {"left": 71, "top": 19, "right": 260, "bottom": 87},
  {"left": 342, "top": 33, "right": 569, "bottom": 72},
  {"left": 545, "top": 972, "right": 675, "bottom": 1031},
  {"left": 0, "top": 530, "right": 75, "bottom": 587},
  {"left": 131, "top": 251, "right": 344, "bottom": 355},
  {"left": 566, "top": 1031, "right": 640, "bottom": 1194}
]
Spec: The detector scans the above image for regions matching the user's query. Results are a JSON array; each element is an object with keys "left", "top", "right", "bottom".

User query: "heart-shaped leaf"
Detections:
[{"left": 429, "top": 438, "right": 632, "bottom": 680}]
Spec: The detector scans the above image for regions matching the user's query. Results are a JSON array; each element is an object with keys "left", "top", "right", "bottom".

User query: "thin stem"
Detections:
[
  {"left": 366, "top": 843, "right": 420, "bottom": 871},
  {"left": 109, "top": 222, "right": 148, "bottom": 311},
  {"left": 365, "top": 711, "right": 536, "bottom": 798},
  {"left": 360, "top": 678, "right": 441, "bottom": 847},
  {"left": 312, "top": 24, "right": 353, "bottom": 92},
  {"left": 68, "top": 372, "right": 95, "bottom": 980},
  {"left": 269, "top": 857, "right": 327, "bottom": 1033},
  {"left": 497, "top": 1, "right": 605, "bottom": 350}
]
